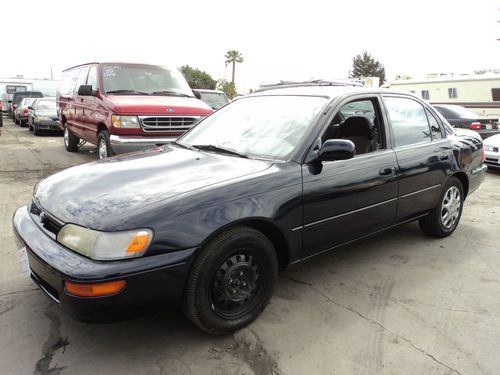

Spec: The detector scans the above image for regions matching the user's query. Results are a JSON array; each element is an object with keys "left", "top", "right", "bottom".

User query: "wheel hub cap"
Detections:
[
  {"left": 64, "top": 128, "right": 69, "bottom": 146},
  {"left": 98, "top": 139, "right": 107, "bottom": 159},
  {"left": 441, "top": 186, "right": 461, "bottom": 229}
]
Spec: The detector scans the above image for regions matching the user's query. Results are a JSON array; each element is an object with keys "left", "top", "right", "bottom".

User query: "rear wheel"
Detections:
[
  {"left": 64, "top": 124, "right": 79, "bottom": 152},
  {"left": 183, "top": 226, "right": 278, "bottom": 334},
  {"left": 419, "top": 177, "right": 464, "bottom": 237},
  {"left": 97, "top": 130, "right": 114, "bottom": 159}
]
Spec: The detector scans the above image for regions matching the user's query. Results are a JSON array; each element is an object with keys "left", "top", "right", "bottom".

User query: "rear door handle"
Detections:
[{"left": 379, "top": 166, "right": 396, "bottom": 176}]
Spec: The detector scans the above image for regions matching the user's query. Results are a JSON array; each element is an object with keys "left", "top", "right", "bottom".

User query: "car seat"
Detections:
[{"left": 338, "top": 116, "right": 373, "bottom": 155}]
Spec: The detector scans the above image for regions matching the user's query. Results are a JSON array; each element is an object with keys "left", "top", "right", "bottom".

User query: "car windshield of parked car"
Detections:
[
  {"left": 445, "top": 106, "right": 479, "bottom": 118},
  {"left": 199, "top": 92, "right": 229, "bottom": 109},
  {"left": 178, "top": 95, "right": 327, "bottom": 161},
  {"left": 37, "top": 100, "right": 56, "bottom": 111},
  {"left": 101, "top": 64, "right": 193, "bottom": 97}
]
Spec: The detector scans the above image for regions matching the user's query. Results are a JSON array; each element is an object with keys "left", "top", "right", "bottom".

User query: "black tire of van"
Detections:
[
  {"left": 64, "top": 124, "right": 79, "bottom": 152},
  {"left": 97, "top": 130, "right": 114, "bottom": 159}
]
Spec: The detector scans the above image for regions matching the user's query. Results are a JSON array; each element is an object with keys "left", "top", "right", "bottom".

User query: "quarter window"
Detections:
[
  {"left": 426, "top": 109, "right": 442, "bottom": 140},
  {"left": 384, "top": 97, "right": 432, "bottom": 147},
  {"left": 448, "top": 88, "right": 458, "bottom": 98}
]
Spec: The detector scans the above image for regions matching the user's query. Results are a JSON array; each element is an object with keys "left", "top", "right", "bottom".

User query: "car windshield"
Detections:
[
  {"left": 178, "top": 95, "right": 327, "bottom": 161},
  {"left": 199, "top": 91, "right": 229, "bottom": 109},
  {"left": 37, "top": 100, "right": 56, "bottom": 111},
  {"left": 101, "top": 64, "right": 193, "bottom": 97},
  {"left": 444, "top": 106, "right": 479, "bottom": 118}
]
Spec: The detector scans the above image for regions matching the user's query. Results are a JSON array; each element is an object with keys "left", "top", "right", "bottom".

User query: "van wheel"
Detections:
[
  {"left": 64, "top": 124, "right": 79, "bottom": 152},
  {"left": 183, "top": 226, "right": 278, "bottom": 335},
  {"left": 419, "top": 177, "right": 464, "bottom": 238},
  {"left": 97, "top": 130, "right": 114, "bottom": 159}
]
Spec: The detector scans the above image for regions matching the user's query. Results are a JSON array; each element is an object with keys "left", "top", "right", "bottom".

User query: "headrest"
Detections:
[{"left": 340, "top": 116, "right": 373, "bottom": 139}]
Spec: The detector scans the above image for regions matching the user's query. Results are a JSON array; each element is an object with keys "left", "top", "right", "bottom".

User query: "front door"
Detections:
[{"left": 301, "top": 95, "right": 398, "bottom": 258}]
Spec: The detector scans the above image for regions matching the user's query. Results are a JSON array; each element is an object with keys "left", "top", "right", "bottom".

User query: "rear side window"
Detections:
[
  {"left": 6, "top": 85, "right": 27, "bottom": 94},
  {"left": 384, "top": 97, "right": 432, "bottom": 147},
  {"left": 59, "top": 69, "right": 79, "bottom": 96}
]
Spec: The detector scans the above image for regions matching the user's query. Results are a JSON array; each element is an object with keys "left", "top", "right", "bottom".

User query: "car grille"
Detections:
[
  {"left": 139, "top": 116, "right": 202, "bottom": 132},
  {"left": 30, "top": 200, "right": 63, "bottom": 239}
]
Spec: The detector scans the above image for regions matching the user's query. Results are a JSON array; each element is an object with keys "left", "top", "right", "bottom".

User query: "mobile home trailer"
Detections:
[{"left": 387, "top": 75, "right": 500, "bottom": 118}]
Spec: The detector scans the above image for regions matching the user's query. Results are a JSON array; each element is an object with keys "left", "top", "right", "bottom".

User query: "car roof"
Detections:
[{"left": 249, "top": 84, "right": 416, "bottom": 100}]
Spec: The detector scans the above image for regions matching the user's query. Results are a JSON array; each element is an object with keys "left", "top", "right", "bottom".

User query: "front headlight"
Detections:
[
  {"left": 111, "top": 115, "right": 140, "bottom": 128},
  {"left": 57, "top": 224, "right": 152, "bottom": 260}
]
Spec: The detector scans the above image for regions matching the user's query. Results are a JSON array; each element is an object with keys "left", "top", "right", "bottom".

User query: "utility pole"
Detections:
[{"left": 50, "top": 66, "right": 53, "bottom": 80}]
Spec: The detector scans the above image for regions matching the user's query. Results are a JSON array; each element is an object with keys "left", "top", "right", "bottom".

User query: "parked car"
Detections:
[
  {"left": 433, "top": 104, "right": 499, "bottom": 139},
  {"left": 13, "top": 83, "right": 486, "bottom": 334},
  {"left": 483, "top": 133, "right": 500, "bottom": 168},
  {"left": 193, "top": 89, "right": 230, "bottom": 110},
  {"left": 14, "top": 97, "right": 38, "bottom": 126},
  {"left": 27, "top": 98, "right": 58, "bottom": 135},
  {"left": 57, "top": 62, "right": 212, "bottom": 159},
  {"left": 12, "top": 91, "right": 43, "bottom": 121}
]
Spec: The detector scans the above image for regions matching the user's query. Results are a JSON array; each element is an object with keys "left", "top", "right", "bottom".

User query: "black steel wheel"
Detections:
[{"left": 183, "top": 226, "right": 278, "bottom": 334}]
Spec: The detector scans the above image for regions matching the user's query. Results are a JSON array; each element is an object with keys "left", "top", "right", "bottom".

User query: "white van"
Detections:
[{"left": 0, "top": 81, "right": 34, "bottom": 115}]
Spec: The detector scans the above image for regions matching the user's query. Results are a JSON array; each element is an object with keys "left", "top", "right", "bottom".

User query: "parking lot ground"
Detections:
[{"left": 1, "top": 116, "right": 500, "bottom": 375}]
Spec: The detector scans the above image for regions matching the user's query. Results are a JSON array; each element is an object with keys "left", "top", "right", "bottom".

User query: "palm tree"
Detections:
[{"left": 225, "top": 50, "right": 244, "bottom": 85}]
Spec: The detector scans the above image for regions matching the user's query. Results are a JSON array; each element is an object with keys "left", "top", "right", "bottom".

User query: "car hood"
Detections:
[
  {"left": 34, "top": 145, "right": 273, "bottom": 230},
  {"left": 36, "top": 110, "right": 57, "bottom": 117},
  {"left": 105, "top": 95, "right": 213, "bottom": 115},
  {"left": 484, "top": 133, "right": 500, "bottom": 146}
]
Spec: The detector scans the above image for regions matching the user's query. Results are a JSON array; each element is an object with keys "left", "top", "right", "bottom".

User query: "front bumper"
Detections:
[
  {"left": 34, "top": 120, "right": 60, "bottom": 131},
  {"left": 109, "top": 135, "right": 178, "bottom": 154},
  {"left": 12, "top": 206, "right": 196, "bottom": 321},
  {"left": 484, "top": 150, "right": 500, "bottom": 168}
]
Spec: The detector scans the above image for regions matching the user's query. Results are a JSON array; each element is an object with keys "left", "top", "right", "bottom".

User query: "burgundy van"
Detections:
[{"left": 57, "top": 63, "right": 213, "bottom": 159}]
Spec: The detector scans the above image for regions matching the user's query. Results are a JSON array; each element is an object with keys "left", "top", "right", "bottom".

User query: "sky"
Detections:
[{"left": 2, "top": 0, "right": 500, "bottom": 92}]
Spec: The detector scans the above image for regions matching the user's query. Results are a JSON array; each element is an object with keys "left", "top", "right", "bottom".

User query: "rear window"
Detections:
[{"left": 13, "top": 92, "right": 43, "bottom": 104}]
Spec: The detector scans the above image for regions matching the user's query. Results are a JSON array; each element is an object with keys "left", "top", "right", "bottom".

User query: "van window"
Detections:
[
  {"left": 59, "top": 70, "right": 79, "bottom": 96},
  {"left": 75, "top": 67, "right": 89, "bottom": 94},
  {"left": 87, "top": 66, "right": 98, "bottom": 91}
]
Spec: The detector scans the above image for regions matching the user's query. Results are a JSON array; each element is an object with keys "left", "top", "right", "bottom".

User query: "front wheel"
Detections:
[
  {"left": 419, "top": 177, "right": 464, "bottom": 238},
  {"left": 183, "top": 226, "right": 278, "bottom": 335},
  {"left": 97, "top": 130, "right": 114, "bottom": 159},
  {"left": 63, "top": 124, "right": 79, "bottom": 152},
  {"left": 34, "top": 122, "right": 41, "bottom": 136}
]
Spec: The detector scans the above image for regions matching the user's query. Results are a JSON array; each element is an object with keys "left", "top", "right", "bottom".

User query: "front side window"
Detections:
[
  {"left": 59, "top": 69, "right": 79, "bottom": 96},
  {"left": 87, "top": 66, "right": 98, "bottom": 91},
  {"left": 179, "top": 96, "right": 327, "bottom": 161},
  {"left": 101, "top": 64, "right": 193, "bottom": 97},
  {"left": 384, "top": 97, "right": 432, "bottom": 147},
  {"left": 75, "top": 67, "right": 89, "bottom": 94}
]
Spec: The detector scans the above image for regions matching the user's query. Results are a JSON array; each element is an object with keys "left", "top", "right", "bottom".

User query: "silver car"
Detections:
[
  {"left": 484, "top": 133, "right": 500, "bottom": 168},
  {"left": 14, "top": 97, "right": 38, "bottom": 126}
]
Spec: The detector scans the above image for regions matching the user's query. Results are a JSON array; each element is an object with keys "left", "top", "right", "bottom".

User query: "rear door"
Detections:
[
  {"left": 382, "top": 95, "right": 452, "bottom": 221},
  {"left": 301, "top": 95, "right": 398, "bottom": 258}
]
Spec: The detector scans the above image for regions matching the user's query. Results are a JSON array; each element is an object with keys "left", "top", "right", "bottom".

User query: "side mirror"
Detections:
[
  {"left": 192, "top": 90, "right": 202, "bottom": 100},
  {"left": 78, "top": 85, "right": 94, "bottom": 96},
  {"left": 317, "top": 139, "right": 355, "bottom": 161}
]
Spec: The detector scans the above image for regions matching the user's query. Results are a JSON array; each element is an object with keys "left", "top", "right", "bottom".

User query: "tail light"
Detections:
[
  {"left": 0, "top": 101, "right": 2, "bottom": 110},
  {"left": 23, "top": 108, "right": 28, "bottom": 114},
  {"left": 482, "top": 144, "right": 485, "bottom": 162},
  {"left": 469, "top": 122, "right": 482, "bottom": 130}
]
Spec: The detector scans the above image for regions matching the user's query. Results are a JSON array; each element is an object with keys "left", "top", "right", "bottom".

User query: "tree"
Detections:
[
  {"left": 350, "top": 52, "right": 386, "bottom": 86},
  {"left": 217, "top": 79, "right": 237, "bottom": 99},
  {"left": 179, "top": 65, "right": 217, "bottom": 89},
  {"left": 224, "top": 50, "right": 244, "bottom": 85}
]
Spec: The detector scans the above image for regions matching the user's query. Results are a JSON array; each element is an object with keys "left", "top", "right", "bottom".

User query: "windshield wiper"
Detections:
[
  {"left": 192, "top": 144, "right": 249, "bottom": 159},
  {"left": 106, "top": 90, "right": 149, "bottom": 95},
  {"left": 173, "top": 141, "right": 196, "bottom": 151},
  {"left": 151, "top": 90, "right": 192, "bottom": 98}
]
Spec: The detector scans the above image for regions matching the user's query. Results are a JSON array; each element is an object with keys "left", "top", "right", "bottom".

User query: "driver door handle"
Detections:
[{"left": 379, "top": 166, "right": 396, "bottom": 176}]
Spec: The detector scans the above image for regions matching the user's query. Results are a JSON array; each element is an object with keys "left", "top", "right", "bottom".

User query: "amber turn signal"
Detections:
[
  {"left": 126, "top": 231, "right": 150, "bottom": 254},
  {"left": 65, "top": 280, "right": 126, "bottom": 297}
]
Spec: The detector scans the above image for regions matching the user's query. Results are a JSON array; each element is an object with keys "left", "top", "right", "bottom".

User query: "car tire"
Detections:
[
  {"left": 63, "top": 124, "right": 79, "bottom": 152},
  {"left": 29, "top": 121, "right": 33, "bottom": 132},
  {"left": 34, "top": 123, "right": 41, "bottom": 136},
  {"left": 14, "top": 114, "right": 19, "bottom": 125},
  {"left": 419, "top": 176, "right": 464, "bottom": 238},
  {"left": 97, "top": 130, "right": 114, "bottom": 159},
  {"left": 183, "top": 226, "right": 278, "bottom": 335}
]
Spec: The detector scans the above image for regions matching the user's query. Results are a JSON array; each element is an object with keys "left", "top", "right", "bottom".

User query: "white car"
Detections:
[{"left": 484, "top": 133, "right": 500, "bottom": 168}]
